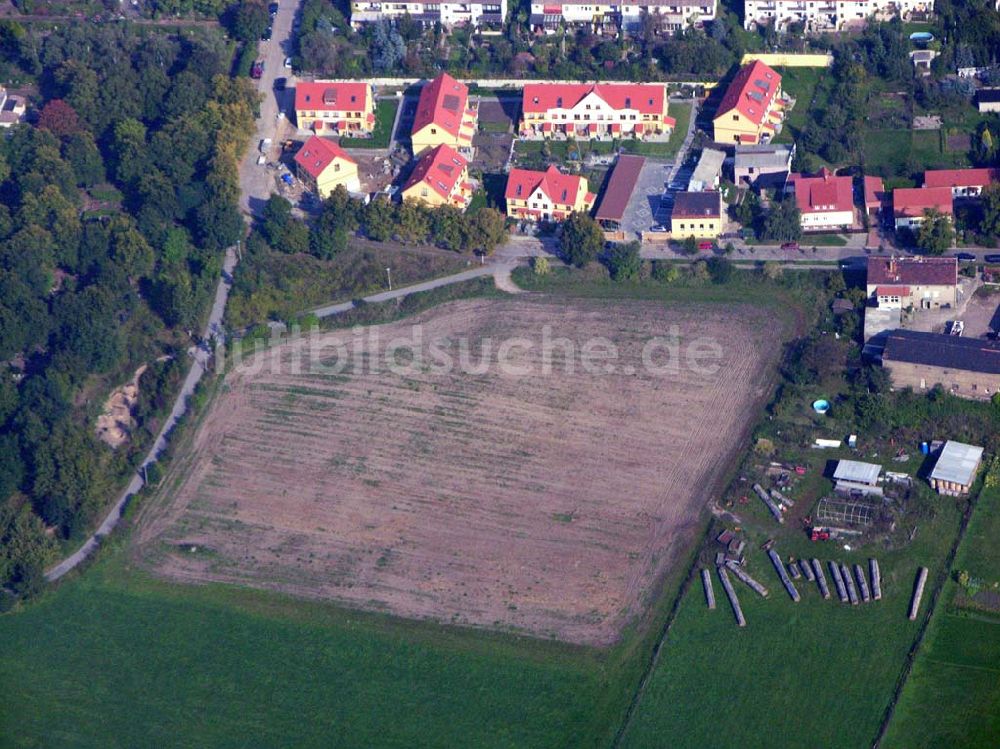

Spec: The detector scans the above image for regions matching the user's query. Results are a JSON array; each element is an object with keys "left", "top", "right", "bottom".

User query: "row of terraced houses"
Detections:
[{"left": 346, "top": 0, "right": 931, "bottom": 32}]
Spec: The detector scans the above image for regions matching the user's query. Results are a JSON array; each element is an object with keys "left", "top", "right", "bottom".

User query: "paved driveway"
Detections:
[{"left": 620, "top": 159, "right": 673, "bottom": 237}]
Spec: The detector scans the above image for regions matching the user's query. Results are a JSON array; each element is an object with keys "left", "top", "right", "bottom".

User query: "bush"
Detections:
[
  {"left": 602, "top": 241, "right": 640, "bottom": 281},
  {"left": 652, "top": 260, "right": 679, "bottom": 283},
  {"left": 706, "top": 256, "right": 734, "bottom": 284},
  {"left": 531, "top": 256, "right": 550, "bottom": 275}
]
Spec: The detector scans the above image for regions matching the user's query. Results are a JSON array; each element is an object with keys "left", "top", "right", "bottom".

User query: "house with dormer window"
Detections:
[
  {"left": 519, "top": 83, "right": 675, "bottom": 140},
  {"left": 712, "top": 61, "right": 786, "bottom": 145},
  {"left": 504, "top": 166, "right": 596, "bottom": 222},
  {"left": 401, "top": 144, "right": 474, "bottom": 211},
  {"left": 294, "top": 81, "right": 375, "bottom": 135}
]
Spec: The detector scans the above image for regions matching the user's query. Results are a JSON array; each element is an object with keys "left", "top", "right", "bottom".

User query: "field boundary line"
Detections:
[{"left": 871, "top": 488, "right": 981, "bottom": 748}]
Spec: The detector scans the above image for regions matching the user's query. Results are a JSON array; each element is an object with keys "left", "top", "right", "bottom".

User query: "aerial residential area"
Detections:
[{"left": 1, "top": 0, "right": 1000, "bottom": 747}]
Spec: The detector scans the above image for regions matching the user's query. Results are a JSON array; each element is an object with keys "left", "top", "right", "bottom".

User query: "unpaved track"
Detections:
[{"left": 134, "top": 297, "right": 780, "bottom": 645}]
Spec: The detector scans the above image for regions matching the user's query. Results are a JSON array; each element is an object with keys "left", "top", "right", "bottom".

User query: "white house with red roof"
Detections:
[
  {"left": 892, "top": 186, "right": 954, "bottom": 230},
  {"left": 505, "top": 166, "right": 596, "bottom": 222},
  {"left": 785, "top": 167, "right": 855, "bottom": 231},
  {"left": 400, "top": 144, "right": 474, "bottom": 211},
  {"left": 350, "top": 0, "right": 506, "bottom": 29},
  {"left": 866, "top": 256, "right": 958, "bottom": 309},
  {"left": 293, "top": 136, "right": 361, "bottom": 198},
  {"left": 712, "top": 60, "right": 785, "bottom": 145},
  {"left": 294, "top": 81, "right": 375, "bottom": 135},
  {"left": 923, "top": 168, "right": 1000, "bottom": 198},
  {"left": 744, "top": 0, "right": 933, "bottom": 32},
  {"left": 529, "top": 0, "right": 716, "bottom": 33},
  {"left": 519, "top": 83, "right": 674, "bottom": 140},
  {"left": 410, "top": 74, "right": 478, "bottom": 155}
]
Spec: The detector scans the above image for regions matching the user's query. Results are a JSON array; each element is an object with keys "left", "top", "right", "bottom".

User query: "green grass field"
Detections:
[
  {"left": 620, "top": 478, "right": 965, "bottom": 749},
  {"left": 882, "top": 481, "right": 1000, "bottom": 749},
  {"left": 0, "top": 558, "right": 619, "bottom": 749},
  {"left": 773, "top": 67, "right": 830, "bottom": 146},
  {"left": 863, "top": 128, "right": 970, "bottom": 178},
  {"left": 341, "top": 99, "right": 398, "bottom": 149},
  {"left": 620, "top": 101, "right": 692, "bottom": 159}
]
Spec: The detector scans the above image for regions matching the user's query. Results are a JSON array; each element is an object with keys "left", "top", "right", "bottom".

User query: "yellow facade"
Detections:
[
  {"left": 402, "top": 163, "right": 472, "bottom": 210},
  {"left": 295, "top": 82, "right": 375, "bottom": 135},
  {"left": 670, "top": 215, "right": 723, "bottom": 239},
  {"left": 713, "top": 109, "right": 762, "bottom": 145},
  {"left": 311, "top": 158, "right": 361, "bottom": 198},
  {"left": 411, "top": 118, "right": 476, "bottom": 154}
]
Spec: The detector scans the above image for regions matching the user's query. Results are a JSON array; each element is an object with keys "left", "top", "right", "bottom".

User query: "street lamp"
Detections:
[{"left": 386, "top": 267, "right": 392, "bottom": 291}]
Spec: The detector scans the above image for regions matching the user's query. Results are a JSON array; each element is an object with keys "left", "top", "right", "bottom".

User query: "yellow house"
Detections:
[
  {"left": 504, "top": 165, "right": 596, "bottom": 222},
  {"left": 294, "top": 81, "right": 375, "bottom": 135},
  {"left": 712, "top": 61, "right": 785, "bottom": 145},
  {"left": 670, "top": 191, "right": 723, "bottom": 239},
  {"left": 401, "top": 144, "right": 473, "bottom": 210},
  {"left": 410, "top": 73, "right": 477, "bottom": 155},
  {"left": 293, "top": 136, "right": 361, "bottom": 198}
]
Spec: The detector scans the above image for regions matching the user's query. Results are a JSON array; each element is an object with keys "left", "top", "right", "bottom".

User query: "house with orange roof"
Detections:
[
  {"left": 294, "top": 81, "right": 375, "bottom": 135},
  {"left": 923, "top": 168, "right": 1000, "bottom": 199},
  {"left": 519, "top": 83, "right": 674, "bottom": 140},
  {"left": 785, "top": 168, "right": 855, "bottom": 231},
  {"left": 504, "top": 166, "right": 596, "bottom": 222},
  {"left": 400, "top": 144, "right": 474, "bottom": 211},
  {"left": 410, "top": 74, "right": 478, "bottom": 155},
  {"left": 863, "top": 175, "right": 886, "bottom": 220},
  {"left": 892, "top": 186, "right": 954, "bottom": 230},
  {"left": 712, "top": 60, "right": 785, "bottom": 145},
  {"left": 294, "top": 136, "right": 361, "bottom": 198}
]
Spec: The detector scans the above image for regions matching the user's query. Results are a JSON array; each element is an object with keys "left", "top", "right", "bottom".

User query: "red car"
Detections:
[
  {"left": 697, "top": 241, "right": 714, "bottom": 251},
  {"left": 250, "top": 60, "right": 264, "bottom": 79},
  {"left": 781, "top": 241, "right": 800, "bottom": 251}
]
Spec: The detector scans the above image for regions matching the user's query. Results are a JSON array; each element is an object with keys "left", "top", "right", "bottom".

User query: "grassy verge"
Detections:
[
  {"left": 340, "top": 99, "right": 398, "bottom": 149},
  {"left": 881, "top": 479, "right": 1000, "bottom": 748},
  {"left": 620, "top": 102, "right": 692, "bottom": 159}
]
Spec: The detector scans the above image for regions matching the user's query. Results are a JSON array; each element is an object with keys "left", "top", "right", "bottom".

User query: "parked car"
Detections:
[
  {"left": 250, "top": 60, "right": 264, "bottom": 79},
  {"left": 698, "top": 241, "right": 714, "bottom": 251},
  {"left": 273, "top": 76, "right": 286, "bottom": 91},
  {"left": 268, "top": 2, "right": 278, "bottom": 14},
  {"left": 953, "top": 252, "right": 976, "bottom": 261},
  {"left": 261, "top": 26, "right": 272, "bottom": 40},
  {"left": 284, "top": 56, "right": 292, "bottom": 69},
  {"left": 781, "top": 241, "right": 800, "bottom": 251},
  {"left": 649, "top": 224, "right": 668, "bottom": 233},
  {"left": 986, "top": 254, "right": 1000, "bottom": 264}
]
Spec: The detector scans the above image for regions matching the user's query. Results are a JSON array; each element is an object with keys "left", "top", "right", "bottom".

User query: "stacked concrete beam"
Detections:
[
  {"left": 725, "top": 560, "right": 769, "bottom": 597},
  {"left": 829, "top": 561, "right": 848, "bottom": 602},
  {"left": 841, "top": 563, "right": 859, "bottom": 605},
  {"left": 768, "top": 549, "right": 800, "bottom": 602},
  {"left": 702, "top": 568, "right": 716, "bottom": 610},
  {"left": 854, "top": 563, "right": 871, "bottom": 603},
  {"left": 718, "top": 566, "right": 746, "bottom": 627},
  {"left": 812, "top": 559, "right": 830, "bottom": 599},
  {"left": 799, "top": 560, "right": 815, "bottom": 582},
  {"left": 909, "top": 567, "right": 929, "bottom": 621},
  {"left": 870, "top": 558, "right": 882, "bottom": 601},
  {"left": 754, "top": 483, "right": 783, "bottom": 523}
]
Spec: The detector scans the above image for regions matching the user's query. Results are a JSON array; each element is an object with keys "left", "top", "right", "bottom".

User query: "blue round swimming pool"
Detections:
[
  {"left": 812, "top": 399, "right": 831, "bottom": 414},
  {"left": 909, "top": 32, "right": 934, "bottom": 43}
]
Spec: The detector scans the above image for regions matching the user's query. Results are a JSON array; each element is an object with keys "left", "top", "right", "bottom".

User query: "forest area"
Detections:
[{"left": 0, "top": 23, "right": 257, "bottom": 604}]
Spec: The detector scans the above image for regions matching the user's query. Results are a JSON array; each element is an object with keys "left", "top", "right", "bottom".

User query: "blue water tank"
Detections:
[{"left": 920, "top": 442, "right": 929, "bottom": 455}]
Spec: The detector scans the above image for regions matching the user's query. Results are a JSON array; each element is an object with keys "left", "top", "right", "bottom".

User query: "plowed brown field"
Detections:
[{"left": 135, "top": 297, "right": 782, "bottom": 645}]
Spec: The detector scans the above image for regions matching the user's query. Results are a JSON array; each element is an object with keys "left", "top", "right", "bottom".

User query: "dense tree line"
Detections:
[{"left": 0, "top": 25, "right": 256, "bottom": 603}]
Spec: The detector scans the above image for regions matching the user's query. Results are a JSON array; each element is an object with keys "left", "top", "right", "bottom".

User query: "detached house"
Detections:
[
  {"left": 505, "top": 166, "right": 595, "bottom": 222},
  {"left": 670, "top": 191, "right": 723, "bottom": 239},
  {"left": 401, "top": 144, "right": 474, "bottom": 211},
  {"left": 411, "top": 73, "right": 478, "bottom": 156},
  {"left": 519, "top": 83, "right": 675, "bottom": 140},
  {"left": 891, "top": 186, "right": 953, "bottom": 230},
  {"left": 712, "top": 61, "right": 785, "bottom": 145},
  {"left": 923, "top": 168, "right": 1000, "bottom": 199},
  {"left": 785, "top": 168, "right": 855, "bottom": 231},
  {"left": 293, "top": 136, "right": 361, "bottom": 198},
  {"left": 294, "top": 81, "right": 375, "bottom": 135},
  {"left": 866, "top": 256, "right": 958, "bottom": 310}
]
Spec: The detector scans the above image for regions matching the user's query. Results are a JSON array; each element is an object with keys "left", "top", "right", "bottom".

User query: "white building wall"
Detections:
[{"left": 801, "top": 209, "right": 853, "bottom": 229}]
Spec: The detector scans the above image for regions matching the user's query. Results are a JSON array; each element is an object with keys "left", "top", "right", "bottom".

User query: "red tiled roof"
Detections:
[
  {"left": 402, "top": 144, "right": 468, "bottom": 200},
  {"left": 295, "top": 81, "right": 370, "bottom": 112},
  {"left": 293, "top": 135, "right": 356, "bottom": 179},
  {"left": 876, "top": 285, "right": 910, "bottom": 296},
  {"left": 787, "top": 168, "right": 853, "bottom": 214},
  {"left": 505, "top": 165, "right": 586, "bottom": 207},
  {"left": 892, "top": 186, "right": 954, "bottom": 218},
  {"left": 412, "top": 73, "right": 470, "bottom": 139},
  {"left": 867, "top": 256, "right": 957, "bottom": 287},
  {"left": 923, "top": 167, "right": 1000, "bottom": 190},
  {"left": 521, "top": 83, "right": 666, "bottom": 116},
  {"left": 594, "top": 155, "right": 645, "bottom": 222},
  {"left": 864, "top": 175, "right": 885, "bottom": 208},
  {"left": 716, "top": 60, "right": 782, "bottom": 127}
]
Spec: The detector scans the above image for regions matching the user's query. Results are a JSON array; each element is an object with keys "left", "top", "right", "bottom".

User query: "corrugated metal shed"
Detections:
[
  {"left": 930, "top": 441, "right": 984, "bottom": 487},
  {"left": 833, "top": 460, "right": 882, "bottom": 486},
  {"left": 689, "top": 148, "right": 726, "bottom": 192}
]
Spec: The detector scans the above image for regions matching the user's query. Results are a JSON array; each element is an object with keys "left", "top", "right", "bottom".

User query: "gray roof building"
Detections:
[
  {"left": 833, "top": 460, "right": 882, "bottom": 486},
  {"left": 929, "top": 441, "right": 984, "bottom": 495},
  {"left": 689, "top": 148, "right": 726, "bottom": 192},
  {"left": 733, "top": 143, "right": 794, "bottom": 186}
]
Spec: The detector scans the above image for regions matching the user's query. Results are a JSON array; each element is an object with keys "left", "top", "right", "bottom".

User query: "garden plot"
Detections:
[{"left": 135, "top": 297, "right": 779, "bottom": 646}]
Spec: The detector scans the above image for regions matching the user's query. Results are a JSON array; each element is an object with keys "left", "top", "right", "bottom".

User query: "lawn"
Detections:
[
  {"left": 773, "top": 67, "right": 830, "bottom": 145},
  {"left": 0, "top": 558, "right": 617, "bottom": 749},
  {"left": 863, "top": 128, "right": 970, "bottom": 178},
  {"left": 620, "top": 101, "right": 692, "bottom": 159},
  {"left": 882, "top": 480, "right": 1000, "bottom": 749},
  {"left": 340, "top": 99, "right": 398, "bottom": 149}
]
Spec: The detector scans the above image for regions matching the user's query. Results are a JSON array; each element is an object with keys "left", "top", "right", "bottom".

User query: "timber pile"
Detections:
[
  {"left": 718, "top": 566, "right": 746, "bottom": 627},
  {"left": 854, "top": 564, "right": 871, "bottom": 602},
  {"left": 812, "top": 559, "right": 831, "bottom": 599},
  {"left": 841, "top": 563, "right": 859, "bottom": 605},
  {"left": 770, "top": 488, "right": 794, "bottom": 507},
  {"left": 909, "top": 567, "right": 928, "bottom": 621},
  {"left": 754, "top": 483, "right": 783, "bottom": 523},
  {"left": 787, "top": 562, "right": 802, "bottom": 580},
  {"left": 702, "top": 568, "right": 716, "bottom": 610},
  {"left": 725, "top": 560, "right": 769, "bottom": 597},
  {"left": 768, "top": 549, "right": 800, "bottom": 602},
  {"left": 799, "top": 560, "right": 815, "bottom": 582},
  {"left": 829, "top": 561, "right": 848, "bottom": 602},
  {"left": 870, "top": 558, "right": 882, "bottom": 601}
]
